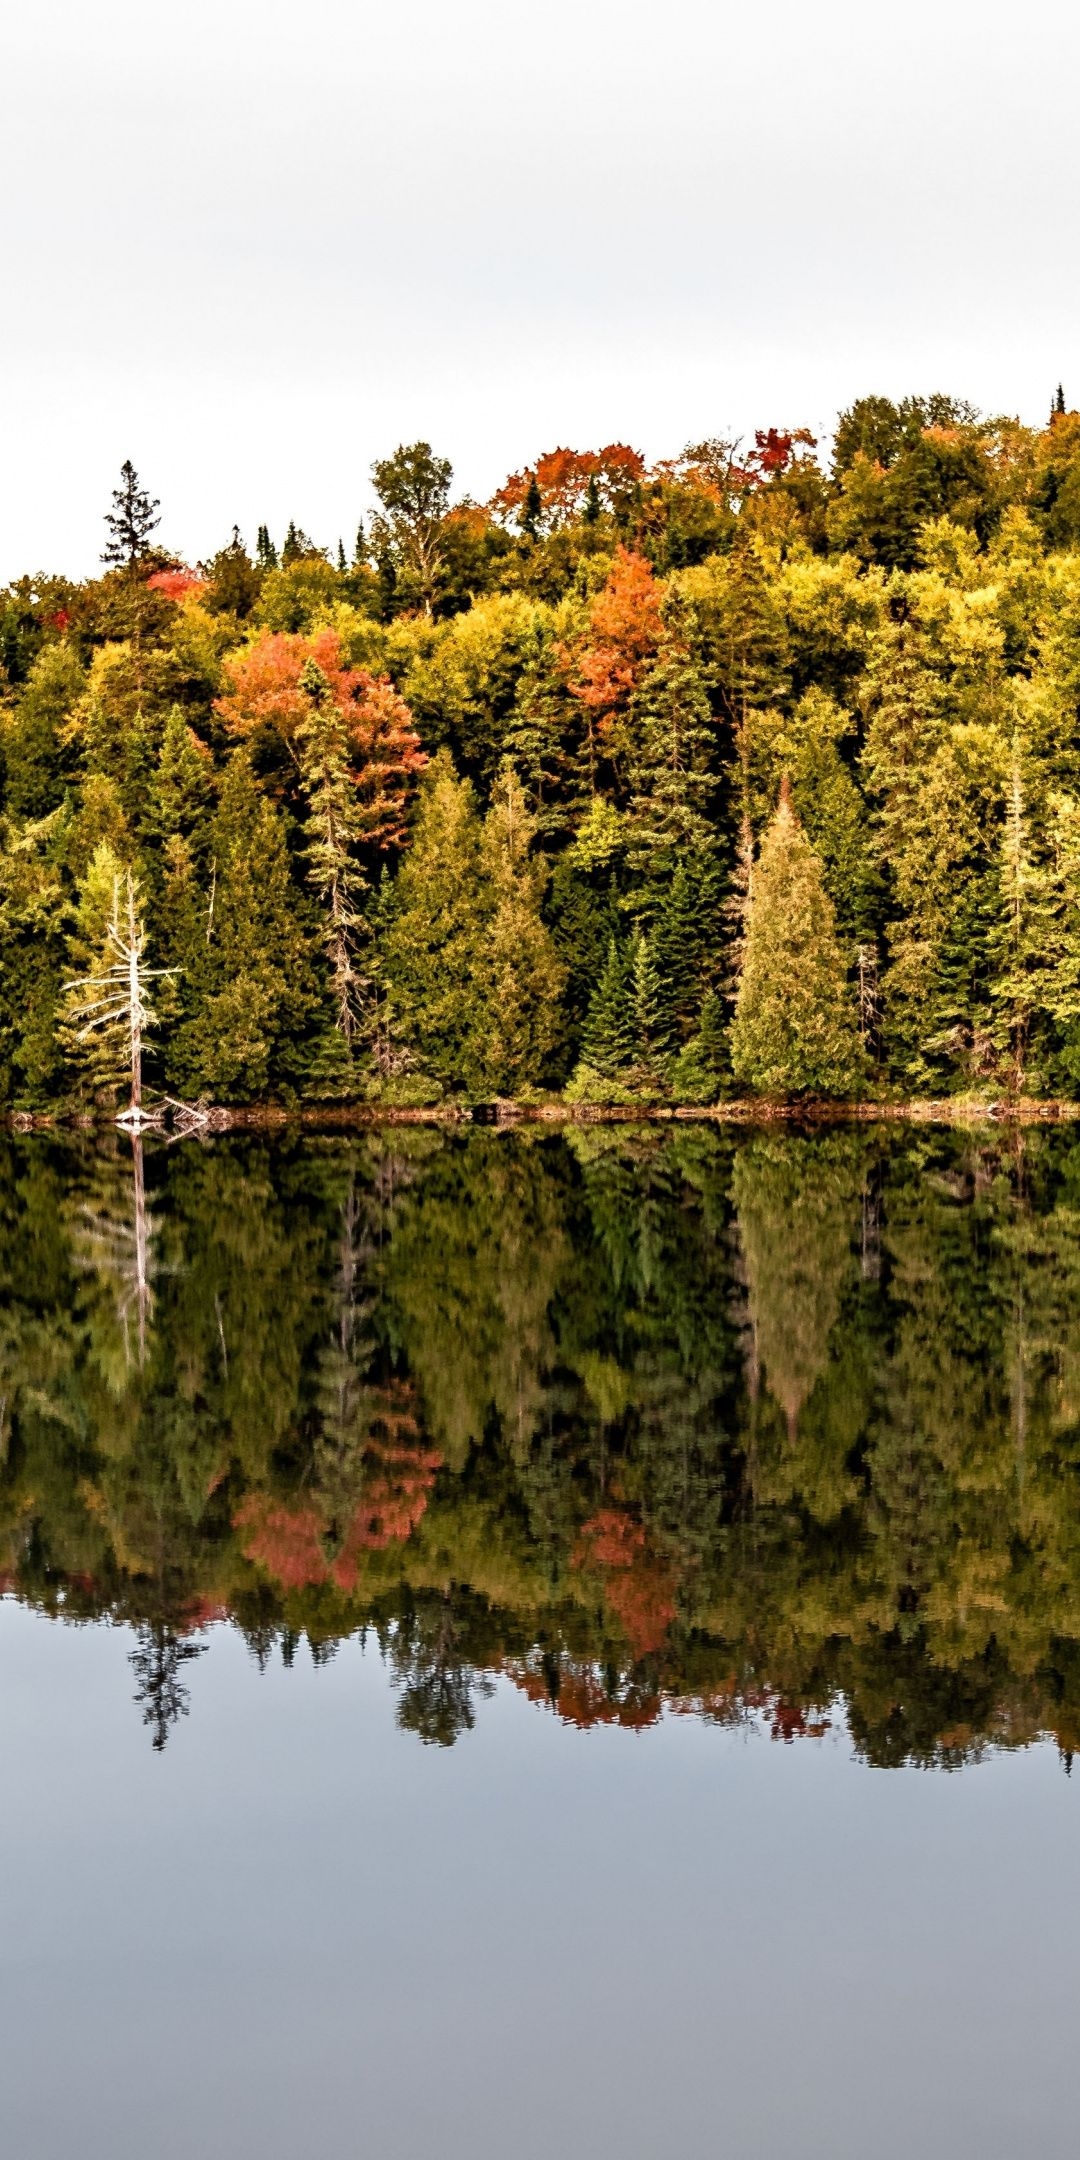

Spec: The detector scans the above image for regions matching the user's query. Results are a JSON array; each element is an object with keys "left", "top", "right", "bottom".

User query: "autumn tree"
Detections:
[{"left": 215, "top": 627, "right": 425, "bottom": 858}]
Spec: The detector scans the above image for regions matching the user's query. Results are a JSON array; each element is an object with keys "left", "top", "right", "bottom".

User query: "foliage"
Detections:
[{"left": 8, "top": 398, "right": 1080, "bottom": 1105}]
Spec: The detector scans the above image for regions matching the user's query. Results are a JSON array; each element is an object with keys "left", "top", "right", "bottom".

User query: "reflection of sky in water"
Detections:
[
  {"left": 5, "top": 1127, "right": 1080, "bottom": 2153},
  {"left": 1, "top": 1604, "right": 1075, "bottom": 2160}
]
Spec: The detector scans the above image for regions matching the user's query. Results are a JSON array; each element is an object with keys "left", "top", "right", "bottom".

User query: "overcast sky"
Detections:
[{"left": 3, "top": 0, "right": 1078, "bottom": 580}]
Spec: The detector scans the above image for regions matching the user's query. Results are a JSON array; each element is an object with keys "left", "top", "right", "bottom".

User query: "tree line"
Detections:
[
  {"left": 3, "top": 1123, "right": 1080, "bottom": 1758},
  {"left": 8, "top": 393, "right": 1080, "bottom": 1107}
]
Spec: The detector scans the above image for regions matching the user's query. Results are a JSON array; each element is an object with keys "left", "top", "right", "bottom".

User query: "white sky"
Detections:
[{"left": 3, "top": 0, "right": 1078, "bottom": 581}]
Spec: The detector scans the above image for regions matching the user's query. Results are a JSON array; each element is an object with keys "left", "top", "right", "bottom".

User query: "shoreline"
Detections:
[{"left": 7, "top": 1096, "right": 1080, "bottom": 1134}]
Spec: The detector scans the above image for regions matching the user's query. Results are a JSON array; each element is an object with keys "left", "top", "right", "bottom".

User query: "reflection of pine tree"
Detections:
[
  {"left": 129, "top": 1621, "right": 206, "bottom": 1751},
  {"left": 732, "top": 1134, "right": 863, "bottom": 1436}
]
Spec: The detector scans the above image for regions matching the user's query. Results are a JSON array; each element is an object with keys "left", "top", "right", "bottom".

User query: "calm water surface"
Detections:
[{"left": 2, "top": 1124, "right": 1079, "bottom": 2158}]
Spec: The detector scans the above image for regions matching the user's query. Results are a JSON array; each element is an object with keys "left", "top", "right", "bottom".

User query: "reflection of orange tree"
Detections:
[
  {"left": 572, "top": 1506, "right": 677, "bottom": 1660},
  {"left": 507, "top": 1651, "right": 663, "bottom": 1730},
  {"left": 235, "top": 1387, "right": 441, "bottom": 1596}
]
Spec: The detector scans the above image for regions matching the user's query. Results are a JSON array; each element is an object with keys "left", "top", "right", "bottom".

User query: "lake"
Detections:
[{"left": 2, "top": 1123, "right": 1078, "bottom": 2158}]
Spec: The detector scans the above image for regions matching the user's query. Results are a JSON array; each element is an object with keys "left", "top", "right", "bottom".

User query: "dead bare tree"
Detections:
[{"left": 63, "top": 871, "right": 175, "bottom": 1129}]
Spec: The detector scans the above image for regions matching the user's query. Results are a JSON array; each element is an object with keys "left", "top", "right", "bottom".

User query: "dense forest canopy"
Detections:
[
  {"left": 4, "top": 1124, "right": 1080, "bottom": 1761},
  {"left": 8, "top": 392, "right": 1080, "bottom": 1108}
]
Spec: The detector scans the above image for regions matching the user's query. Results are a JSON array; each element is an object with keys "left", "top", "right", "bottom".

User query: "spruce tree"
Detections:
[
  {"left": 989, "top": 748, "right": 1049, "bottom": 1092},
  {"left": 295, "top": 659, "right": 366, "bottom": 1046},
  {"left": 378, "top": 749, "right": 490, "bottom": 1090},
  {"left": 518, "top": 476, "right": 542, "bottom": 540},
  {"left": 171, "top": 753, "right": 316, "bottom": 1100},
  {"left": 580, "top": 938, "right": 635, "bottom": 1075},
  {"left": 650, "top": 858, "right": 712, "bottom": 1038},
  {"left": 731, "top": 784, "right": 864, "bottom": 1097},
  {"left": 627, "top": 594, "right": 716, "bottom": 882},
  {"left": 3, "top": 641, "right": 86, "bottom": 819},
  {"left": 476, "top": 764, "right": 565, "bottom": 1092},
  {"left": 144, "top": 707, "right": 212, "bottom": 861},
  {"left": 631, "top": 929, "right": 675, "bottom": 1072},
  {"left": 256, "top": 524, "right": 278, "bottom": 570},
  {"left": 102, "top": 461, "right": 160, "bottom": 568}
]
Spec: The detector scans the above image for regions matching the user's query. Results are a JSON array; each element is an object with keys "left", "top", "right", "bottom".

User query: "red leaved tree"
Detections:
[
  {"left": 215, "top": 627, "right": 426, "bottom": 851},
  {"left": 493, "top": 444, "right": 645, "bottom": 528}
]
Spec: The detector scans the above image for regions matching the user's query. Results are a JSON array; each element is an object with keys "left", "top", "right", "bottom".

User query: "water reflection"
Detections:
[{"left": 3, "top": 1122, "right": 1080, "bottom": 1764}]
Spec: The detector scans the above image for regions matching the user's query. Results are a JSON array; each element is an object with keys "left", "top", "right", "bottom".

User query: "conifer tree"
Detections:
[
  {"left": 990, "top": 747, "right": 1049, "bottom": 1091},
  {"left": 144, "top": 707, "right": 212, "bottom": 860},
  {"left": 650, "top": 858, "right": 712, "bottom": 1038},
  {"left": 378, "top": 750, "right": 490, "bottom": 1089},
  {"left": 3, "top": 641, "right": 86, "bottom": 819},
  {"left": 476, "top": 764, "right": 565, "bottom": 1092},
  {"left": 631, "top": 929, "right": 675, "bottom": 1072},
  {"left": 256, "top": 524, "right": 278, "bottom": 570},
  {"left": 170, "top": 753, "right": 316, "bottom": 1099},
  {"left": 519, "top": 476, "right": 542, "bottom": 540},
  {"left": 102, "top": 461, "right": 160, "bottom": 568},
  {"left": 626, "top": 594, "right": 716, "bottom": 880},
  {"left": 731, "top": 784, "right": 864, "bottom": 1097},
  {"left": 296, "top": 659, "right": 366, "bottom": 1045},
  {"left": 581, "top": 938, "right": 635, "bottom": 1075}
]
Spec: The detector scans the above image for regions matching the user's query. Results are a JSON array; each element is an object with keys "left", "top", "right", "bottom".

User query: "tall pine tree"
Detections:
[{"left": 731, "top": 784, "right": 864, "bottom": 1097}]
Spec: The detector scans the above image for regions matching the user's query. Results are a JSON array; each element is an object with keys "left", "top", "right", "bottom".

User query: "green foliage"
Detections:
[
  {"left": 731, "top": 789, "right": 864, "bottom": 1097},
  {"left": 2, "top": 641, "right": 85, "bottom": 819}
]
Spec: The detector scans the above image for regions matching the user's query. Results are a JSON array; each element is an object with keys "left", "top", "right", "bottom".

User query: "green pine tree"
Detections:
[
  {"left": 378, "top": 749, "right": 490, "bottom": 1091},
  {"left": 296, "top": 659, "right": 367, "bottom": 1048},
  {"left": 475, "top": 764, "right": 566, "bottom": 1093},
  {"left": 143, "top": 707, "right": 212, "bottom": 861},
  {"left": 731, "top": 784, "right": 864, "bottom": 1097},
  {"left": 627, "top": 595, "right": 716, "bottom": 882},
  {"left": 3, "top": 641, "right": 86, "bottom": 819},
  {"left": 630, "top": 929, "right": 675, "bottom": 1072},
  {"left": 170, "top": 753, "right": 317, "bottom": 1100},
  {"left": 580, "top": 937, "right": 635, "bottom": 1076}
]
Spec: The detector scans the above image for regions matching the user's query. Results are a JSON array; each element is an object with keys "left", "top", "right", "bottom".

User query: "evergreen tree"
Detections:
[
  {"left": 631, "top": 929, "right": 675, "bottom": 1071},
  {"left": 581, "top": 938, "right": 635, "bottom": 1075},
  {"left": 650, "top": 857, "right": 713, "bottom": 1038},
  {"left": 731, "top": 784, "right": 864, "bottom": 1097},
  {"left": 295, "top": 659, "right": 366, "bottom": 1046},
  {"left": 476, "top": 764, "right": 566, "bottom": 1092},
  {"left": 990, "top": 747, "right": 1050, "bottom": 1091},
  {"left": 256, "top": 524, "right": 278, "bottom": 570},
  {"left": 102, "top": 461, "right": 160, "bottom": 568},
  {"left": 378, "top": 750, "right": 490, "bottom": 1090},
  {"left": 0, "top": 809, "right": 70, "bottom": 1103},
  {"left": 626, "top": 596, "right": 716, "bottom": 881},
  {"left": 170, "top": 754, "right": 316, "bottom": 1100},
  {"left": 144, "top": 707, "right": 212, "bottom": 861},
  {"left": 3, "top": 642, "right": 86, "bottom": 819},
  {"left": 519, "top": 476, "right": 542, "bottom": 540}
]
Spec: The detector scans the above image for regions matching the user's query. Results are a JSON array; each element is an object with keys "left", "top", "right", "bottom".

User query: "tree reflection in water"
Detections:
[{"left": 3, "top": 1123, "right": 1080, "bottom": 1762}]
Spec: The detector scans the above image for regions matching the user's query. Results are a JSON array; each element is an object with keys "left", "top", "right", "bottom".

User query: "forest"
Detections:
[
  {"left": 8, "top": 392, "right": 1080, "bottom": 1109},
  {"left": 4, "top": 1124, "right": 1080, "bottom": 1760}
]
